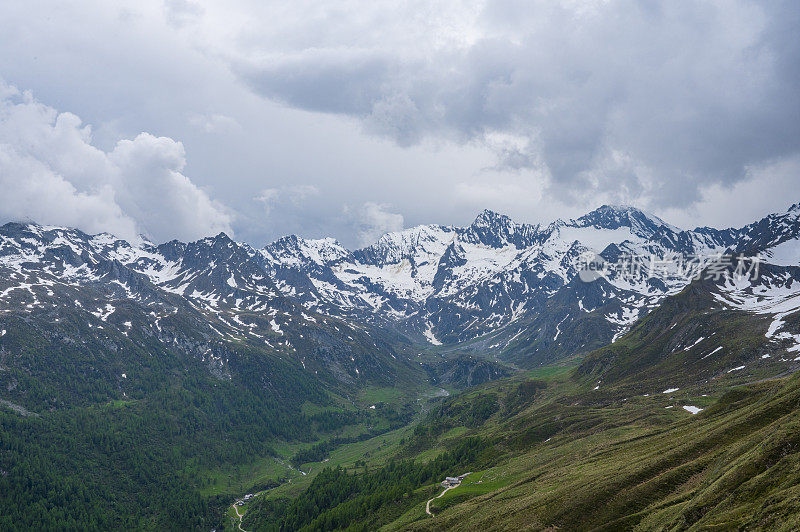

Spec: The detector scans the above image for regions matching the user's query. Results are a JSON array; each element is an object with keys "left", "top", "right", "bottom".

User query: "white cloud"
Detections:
[
  {"left": 212, "top": 0, "right": 800, "bottom": 209},
  {"left": 354, "top": 202, "right": 404, "bottom": 246},
  {"left": 108, "top": 132, "right": 233, "bottom": 241},
  {"left": 188, "top": 112, "right": 240, "bottom": 133},
  {"left": 0, "top": 1, "right": 796, "bottom": 246},
  {"left": 164, "top": 0, "right": 204, "bottom": 28},
  {"left": 0, "top": 81, "right": 232, "bottom": 242},
  {"left": 0, "top": 148, "right": 139, "bottom": 239},
  {"left": 661, "top": 155, "right": 800, "bottom": 231},
  {"left": 256, "top": 184, "right": 320, "bottom": 215}
]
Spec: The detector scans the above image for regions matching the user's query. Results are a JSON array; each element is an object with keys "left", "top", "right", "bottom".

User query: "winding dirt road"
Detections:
[
  {"left": 232, "top": 503, "right": 247, "bottom": 531},
  {"left": 425, "top": 485, "right": 455, "bottom": 516},
  {"left": 426, "top": 473, "right": 473, "bottom": 516}
]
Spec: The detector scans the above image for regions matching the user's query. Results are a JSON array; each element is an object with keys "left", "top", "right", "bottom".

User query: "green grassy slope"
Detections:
[
  {"left": 575, "top": 279, "right": 784, "bottom": 393},
  {"left": 404, "top": 375, "right": 800, "bottom": 531},
  {"left": 0, "top": 300, "right": 430, "bottom": 530},
  {"left": 242, "top": 277, "right": 800, "bottom": 531}
]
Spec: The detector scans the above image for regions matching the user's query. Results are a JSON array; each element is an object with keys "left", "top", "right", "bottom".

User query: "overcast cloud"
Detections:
[
  {"left": 0, "top": 0, "right": 797, "bottom": 247},
  {"left": 0, "top": 82, "right": 232, "bottom": 242},
  {"left": 233, "top": 0, "right": 800, "bottom": 205}
]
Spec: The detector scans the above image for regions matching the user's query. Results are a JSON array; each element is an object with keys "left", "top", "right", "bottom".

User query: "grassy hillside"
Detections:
[
  {"left": 575, "top": 279, "right": 785, "bottom": 392},
  {"left": 0, "top": 301, "right": 434, "bottom": 530},
  {"left": 241, "top": 278, "right": 800, "bottom": 531},
  {"left": 241, "top": 367, "right": 800, "bottom": 531},
  {"left": 400, "top": 374, "right": 800, "bottom": 531}
]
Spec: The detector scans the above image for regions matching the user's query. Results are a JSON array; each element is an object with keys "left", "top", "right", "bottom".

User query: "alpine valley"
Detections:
[{"left": 2, "top": 203, "right": 800, "bottom": 530}]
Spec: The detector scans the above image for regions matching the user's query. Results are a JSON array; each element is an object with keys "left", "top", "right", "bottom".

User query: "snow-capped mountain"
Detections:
[
  {"left": 0, "top": 223, "right": 411, "bottom": 388},
  {"left": 706, "top": 204, "right": 800, "bottom": 357},
  {"left": 1, "top": 202, "right": 798, "bottom": 373},
  {"left": 259, "top": 204, "right": 779, "bottom": 363},
  {"left": 735, "top": 202, "right": 800, "bottom": 259},
  {"left": 260, "top": 224, "right": 461, "bottom": 318}
]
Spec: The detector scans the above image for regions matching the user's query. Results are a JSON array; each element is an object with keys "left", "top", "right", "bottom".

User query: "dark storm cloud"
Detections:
[
  {"left": 242, "top": 50, "right": 395, "bottom": 116},
  {"left": 238, "top": 0, "right": 800, "bottom": 207},
  {"left": 0, "top": 0, "right": 796, "bottom": 247}
]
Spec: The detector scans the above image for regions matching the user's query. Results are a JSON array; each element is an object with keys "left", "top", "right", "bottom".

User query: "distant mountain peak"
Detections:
[
  {"left": 353, "top": 224, "right": 457, "bottom": 266},
  {"left": 471, "top": 208, "right": 512, "bottom": 227},
  {"left": 575, "top": 204, "right": 678, "bottom": 235},
  {"left": 581, "top": 203, "right": 649, "bottom": 220},
  {"left": 262, "top": 234, "right": 350, "bottom": 267},
  {"left": 461, "top": 209, "right": 539, "bottom": 249},
  {"left": 270, "top": 234, "right": 344, "bottom": 248}
]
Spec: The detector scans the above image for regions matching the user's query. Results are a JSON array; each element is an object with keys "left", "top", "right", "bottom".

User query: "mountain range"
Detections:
[
  {"left": 1, "top": 202, "right": 800, "bottom": 529},
  {"left": 263, "top": 203, "right": 800, "bottom": 361},
  {"left": 2, "top": 203, "right": 800, "bottom": 387}
]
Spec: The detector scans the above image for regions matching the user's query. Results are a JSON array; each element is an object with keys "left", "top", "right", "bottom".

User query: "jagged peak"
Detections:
[
  {"left": 0, "top": 222, "right": 135, "bottom": 248},
  {"left": 269, "top": 233, "right": 319, "bottom": 246},
  {"left": 301, "top": 237, "right": 349, "bottom": 254},
  {"left": 367, "top": 224, "right": 454, "bottom": 246},
  {"left": 263, "top": 234, "right": 350, "bottom": 267},
  {"left": 574, "top": 204, "right": 679, "bottom": 234},
  {"left": 580, "top": 204, "right": 652, "bottom": 221},
  {"left": 354, "top": 224, "right": 457, "bottom": 265},
  {"left": 267, "top": 234, "right": 347, "bottom": 251},
  {"left": 471, "top": 208, "right": 513, "bottom": 227},
  {"left": 460, "top": 209, "right": 541, "bottom": 249},
  {"left": 212, "top": 231, "right": 234, "bottom": 242},
  {"left": 1, "top": 220, "right": 38, "bottom": 231},
  {"left": 0, "top": 221, "right": 84, "bottom": 236}
]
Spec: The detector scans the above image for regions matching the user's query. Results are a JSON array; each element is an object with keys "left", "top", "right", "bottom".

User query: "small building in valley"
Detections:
[{"left": 441, "top": 477, "right": 460, "bottom": 487}]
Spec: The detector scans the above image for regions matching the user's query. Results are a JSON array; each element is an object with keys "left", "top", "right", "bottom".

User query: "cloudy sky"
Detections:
[{"left": 0, "top": 0, "right": 798, "bottom": 247}]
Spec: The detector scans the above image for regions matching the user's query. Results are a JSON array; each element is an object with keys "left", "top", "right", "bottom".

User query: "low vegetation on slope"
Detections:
[
  {"left": 241, "top": 277, "right": 800, "bottom": 531},
  {"left": 241, "top": 365, "right": 800, "bottom": 531},
  {"left": 0, "top": 313, "right": 419, "bottom": 530},
  {"left": 406, "top": 375, "right": 800, "bottom": 531}
]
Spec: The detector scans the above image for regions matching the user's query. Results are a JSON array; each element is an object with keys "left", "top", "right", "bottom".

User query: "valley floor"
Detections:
[{"left": 234, "top": 359, "right": 800, "bottom": 531}]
